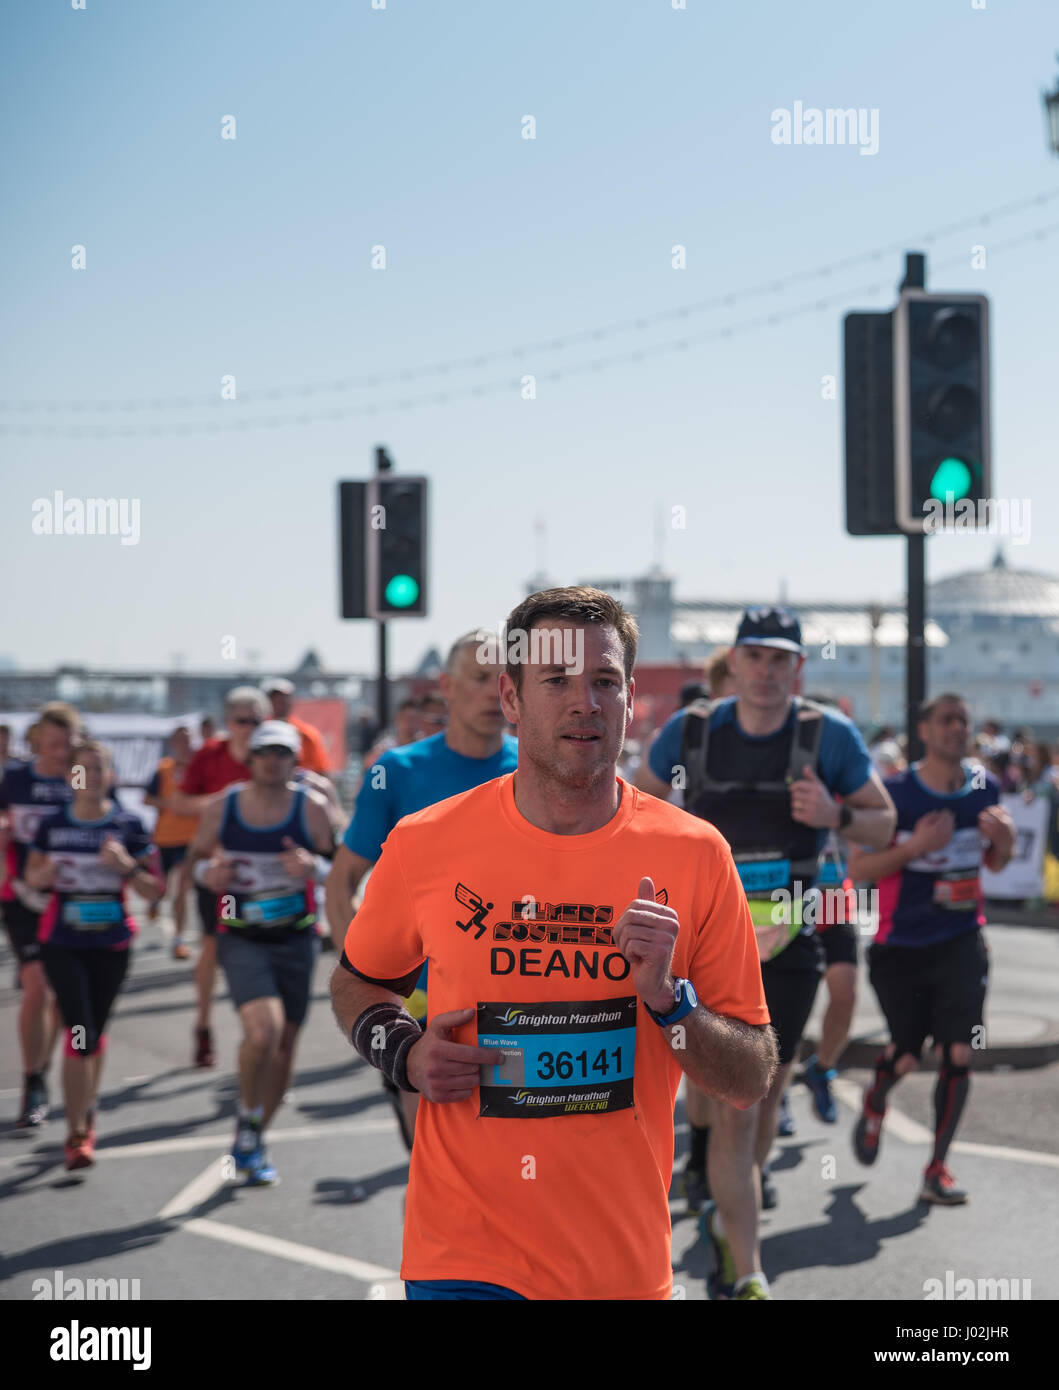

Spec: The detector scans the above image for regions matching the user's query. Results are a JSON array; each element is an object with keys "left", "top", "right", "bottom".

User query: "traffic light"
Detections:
[
  {"left": 843, "top": 309, "right": 899, "bottom": 535},
  {"left": 367, "top": 475, "right": 428, "bottom": 617},
  {"left": 893, "top": 291, "right": 991, "bottom": 533},
  {"left": 337, "top": 481, "right": 368, "bottom": 618}
]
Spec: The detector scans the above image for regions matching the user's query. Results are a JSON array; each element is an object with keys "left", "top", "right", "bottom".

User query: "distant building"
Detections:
[{"left": 575, "top": 551, "right": 1059, "bottom": 736}]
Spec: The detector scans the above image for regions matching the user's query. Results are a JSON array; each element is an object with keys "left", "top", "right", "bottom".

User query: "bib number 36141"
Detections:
[{"left": 477, "top": 996, "right": 637, "bottom": 1118}]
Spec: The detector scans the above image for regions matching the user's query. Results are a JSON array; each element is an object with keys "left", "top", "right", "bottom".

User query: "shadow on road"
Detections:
[
  {"left": 313, "top": 1162, "right": 409, "bottom": 1206},
  {"left": 761, "top": 1184, "right": 930, "bottom": 1277}
]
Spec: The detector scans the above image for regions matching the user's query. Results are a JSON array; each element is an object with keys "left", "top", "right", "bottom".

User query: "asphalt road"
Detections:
[{"left": 2, "top": 915, "right": 1055, "bottom": 1302}]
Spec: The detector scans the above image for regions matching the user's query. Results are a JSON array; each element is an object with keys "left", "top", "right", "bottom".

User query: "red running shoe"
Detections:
[{"left": 921, "top": 1163, "right": 968, "bottom": 1205}]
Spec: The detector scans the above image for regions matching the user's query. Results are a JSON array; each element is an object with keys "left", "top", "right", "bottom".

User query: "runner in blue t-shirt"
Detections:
[
  {"left": 636, "top": 606, "right": 896, "bottom": 1300},
  {"left": 847, "top": 692, "right": 1014, "bottom": 1205},
  {"left": 325, "top": 631, "right": 517, "bottom": 1150}
]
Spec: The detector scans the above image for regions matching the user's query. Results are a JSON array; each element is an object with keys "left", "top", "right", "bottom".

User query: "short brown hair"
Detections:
[
  {"left": 503, "top": 586, "right": 639, "bottom": 692},
  {"left": 918, "top": 692, "right": 969, "bottom": 722},
  {"left": 69, "top": 738, "right": 110, "bottom": 767},
  {"left": 38, "top": 701, "right": 80, "bottom": 734}
]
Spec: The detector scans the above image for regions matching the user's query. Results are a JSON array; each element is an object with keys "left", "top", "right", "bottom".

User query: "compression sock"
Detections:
[
  {"left": 931, "top": 1064, "right": 970, "bottom": 1168},
  {"left": 866, "top": 1051, "right": 899, "bottom": 1113}
]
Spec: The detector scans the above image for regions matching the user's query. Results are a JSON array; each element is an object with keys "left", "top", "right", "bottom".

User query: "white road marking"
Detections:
[
  {"left": 951, "top": 1140, "right": 1059, "bottom": 1170},
  {"left": 0, "top": 1117, "right": 399, "bottom": 1170},
  {"left": 183, "top": 1217, "right": 399, "bottom": 1283},
  {"left": 123, "top": 1074, "right": 151, "bottom": 1083},
  {"left": 832, "top": 1078, "right": 1059, "bottom": 1166},
  {"left": 157, "top": 1156, "right": 230, "bottom": 1220}
]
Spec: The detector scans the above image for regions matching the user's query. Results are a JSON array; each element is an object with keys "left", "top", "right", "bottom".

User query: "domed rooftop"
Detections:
[{"left": 928, "top": 549, "right": 1059, "bottom": 618}]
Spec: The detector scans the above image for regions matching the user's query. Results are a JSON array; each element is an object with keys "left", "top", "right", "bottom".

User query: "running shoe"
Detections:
[
  {"left": 64, "top": 1130, "right": 95, "bottom": 1171},
  {"left": 698, "top": 1202, "right": 737, "bottom": 1301},
  {"left": 244, "top": 1148, "right": 279, "bottom": 1187},
  {"left": 14, "top": 1077, "right": 49, "bottom": 1130},
  {"left": 760, "top": 1164, "right": 777, "bottom": 1211},
  {"left": 172, "top": 940, "right": 191, "bottom": 961},
  {"left": 733, "top": 1277, "right": 771, "bottom": 1301},
  {"left": 232, "top": 1116, "right": 263, "bottom": 1174},
  {"left": 803, "top": 1055, "right": 838, "bottom": 1123},
  {"left": 920, "top": 1163, "right": 968, "bottom": 1205},
  {"left": 194, "top": 1027, "right": 215, "bottom": 1068},
  {"left": 853, "top": 1092, "right": 885, "bottom": 1166},
  {"left": 680, "top": 1161, "right": 710, "bottom": 1214},
  {"left": 777, "top": 1091, "right": 796, "bottom": 1136}
]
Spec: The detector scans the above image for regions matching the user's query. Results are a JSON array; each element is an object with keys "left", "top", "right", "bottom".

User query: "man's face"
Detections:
[
  {"left": 227, "top": 704, "right": 262, "bottom": 745},
  {"left": 394, "top": 707, "right": 420, "bottom": 743},
  {"left": 38, "top": 721, "right": 73, "bottom": 769},
  {"left": 71, "top": 750, "right": 107, "bottom": 797},
  {"left": 269, "top": 691, "right": 292, "bottom": 720},
  {"left": 499, "top": 621, "right": 631, "bottom": 791},
  {"left": 729, "top": 644, "right": 802, "bottom": 710},
  {"left": 171, "top": 728, "right": 191, "bottom": 759},
  {"left": 921, "top": 701, "right": 970, "bottom": 761},
  {"left": 251, "top": 747, "right": 296, "bottom": 787},
  {"left": 418, "top": 700, "right": 449, "bottom": 736},
  {"left": 441, "top": 644, "right": 506, "bottom": 740}
]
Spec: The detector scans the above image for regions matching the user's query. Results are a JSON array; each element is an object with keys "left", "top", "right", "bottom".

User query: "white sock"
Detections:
[
  {"left": 736, "top": 1271, "right": 770, "bottom": 1294},
  {"left": 711, "top": 1206, "right": 725, "bottom": 1238}
]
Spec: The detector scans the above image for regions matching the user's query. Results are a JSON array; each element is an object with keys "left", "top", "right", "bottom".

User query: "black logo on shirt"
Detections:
[{"left": 455, "top": 882, "right": 494, "bottom": 939}]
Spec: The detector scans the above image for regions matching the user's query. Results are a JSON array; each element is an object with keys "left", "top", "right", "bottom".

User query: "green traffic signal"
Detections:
[
  {"left": 929, "top": 457, "right": 974, "bottom": 503},
  {"left": 384, "top": 574, "right": 420, "bottom": 608}
]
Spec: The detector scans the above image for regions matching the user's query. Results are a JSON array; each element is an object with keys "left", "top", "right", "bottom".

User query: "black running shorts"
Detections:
[
  {"left": 821, "top": 921, "right": 858, "bottom": 969},
  {"left": 760, "top": 931, "right": 824, "bottom": 1065},
  {"left": 867, "top": 927, "right": 988, "bottom": 1058},
  {"left": 159, "top": 844, "right": 188, "bottom": 875},
  {"left": 196, "top": 886, "right": 218, "bottom": 938},
  {"left": 2, "top": 899, "right": 43, "bottom": 966}
]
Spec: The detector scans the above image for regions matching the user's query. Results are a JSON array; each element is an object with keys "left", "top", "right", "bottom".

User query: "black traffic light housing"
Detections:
[
  {"left": 366, "top": 475, "right": 429, "bottom": 618},
  {"left": 843, "top": 309, "right": 898, "bottom": 535},
  {"left": 893, "top": 290, "right": 991, "bottom": 533}
]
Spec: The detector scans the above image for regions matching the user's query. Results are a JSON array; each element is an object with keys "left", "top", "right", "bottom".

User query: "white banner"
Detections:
[{"left": 980, "top": 792, "right": 1049, "bottom": 900}]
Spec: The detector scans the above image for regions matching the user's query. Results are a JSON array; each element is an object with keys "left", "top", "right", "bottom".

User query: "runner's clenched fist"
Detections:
[{"left": 612, "top": 875, "right": 682, "bottom": 1014}]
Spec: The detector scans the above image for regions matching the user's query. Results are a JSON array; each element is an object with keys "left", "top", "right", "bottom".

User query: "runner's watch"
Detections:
[
  {"left": 645, "top": 978, "right": 698, "bottom": 1027},
  {"left": 838, "top": 805, "right": 854, "bottom": 831}
]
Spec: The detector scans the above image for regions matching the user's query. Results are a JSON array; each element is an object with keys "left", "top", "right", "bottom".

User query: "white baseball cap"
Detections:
[{"left": 249, "top": 720, "right": 301, "bottom": 755}]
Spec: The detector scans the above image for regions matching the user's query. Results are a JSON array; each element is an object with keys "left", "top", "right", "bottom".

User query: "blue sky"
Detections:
[{"left": 2, "top": 0, "right": 1057, "bottom": 675}]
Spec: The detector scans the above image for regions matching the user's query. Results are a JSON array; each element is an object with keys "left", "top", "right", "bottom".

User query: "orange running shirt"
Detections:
[
  {"left": 343, "top": 772, "right": 769, "bottom": 1301},
  {"left": 146, "top": 758, "right": 198, "bottom": 847}
]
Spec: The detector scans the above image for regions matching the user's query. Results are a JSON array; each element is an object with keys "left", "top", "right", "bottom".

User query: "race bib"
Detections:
[
  {"left": 238, "top": 891, "right": 308, "bottom": 928},
  {"left": 62, "top": 896, "right": 124, "bottom": 930},
  {"left": 737, "top": 859, "right": 805, "bottom": 961},
  {"left": 736, "top": 858, "right": 791, "bottom": 893},
  {"left": 933, "top": 873, "right": 979, "bottom": 911},
  {"left": 477, "top": 997, "right": 637, "bottom": 1118}
]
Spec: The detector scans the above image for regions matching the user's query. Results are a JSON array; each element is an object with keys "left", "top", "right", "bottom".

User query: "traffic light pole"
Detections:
[
  {"left": 375, "top": 446, "right": 392, "bottom": 733},
  {"left": 901, "top": 253, "right": 926, "bottom": 761}
]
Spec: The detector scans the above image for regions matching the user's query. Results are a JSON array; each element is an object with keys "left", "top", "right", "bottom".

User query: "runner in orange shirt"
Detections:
[
  {"left": 330, "top": 586, "right": 776, "bottom": 1300},
  {"left": 143, "top": 725, "right": 198, "bottom": 959},
  {"left": 264, "top": 679, "right": 331, "bottom": 776}
]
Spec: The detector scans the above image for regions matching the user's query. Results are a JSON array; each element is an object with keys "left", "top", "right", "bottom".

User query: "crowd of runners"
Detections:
[{"left": 2, "top": 584, "right": 1038, "bottom": 1299}]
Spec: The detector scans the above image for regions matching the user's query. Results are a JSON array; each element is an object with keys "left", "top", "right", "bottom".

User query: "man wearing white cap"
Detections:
[
  {"left": 187, "top": 720, "right": 334, "bottom": 1185},
  {"left": 264, "top": 678, "right": 331, "bottom": 776}
]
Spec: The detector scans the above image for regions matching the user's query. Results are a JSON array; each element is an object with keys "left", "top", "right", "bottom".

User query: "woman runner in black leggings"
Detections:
[{"left": 23, "top": 740, "right": 163, "bottom": 1170}]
